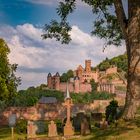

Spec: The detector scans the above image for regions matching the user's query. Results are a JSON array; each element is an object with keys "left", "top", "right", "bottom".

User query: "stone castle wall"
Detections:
[
  {"left": 106, "top": 66, "right": 117, "bottom": 74},
  {"left": 0, "top": 97, "right": 125, "bottom": 126},
  {"left": 59, "top": 83, "right": 74, "bottom": 92},
  {"left": 47, "top": 60, "right": 126, "bottom": 94},
  {"left": 47, "top": 73, "right": 92, "bottom": 93}
]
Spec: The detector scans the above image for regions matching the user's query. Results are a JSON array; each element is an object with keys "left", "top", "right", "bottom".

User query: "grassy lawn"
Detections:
[
  {"left": 72, "top": 116, "right": 140, "bottom": 140},
  {"left": 1, "top": 116, "right": 140, "bottom": 140},
  {"left": 0, "top": 126, "right": 26, "bottom": 140}
]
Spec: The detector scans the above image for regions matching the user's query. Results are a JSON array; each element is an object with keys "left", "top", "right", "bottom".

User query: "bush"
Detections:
[
  {"left": 15, "top": 119, "right": 27, "bottom": 134},
  {"left": 55, "top": 120, "right": 63, "bottom": 134},
  {"left": 105, "top": 100, "right": 119, "bottom": 124},
  {"left": 12, "top": 88, "right": 64, "bottom": 107}
]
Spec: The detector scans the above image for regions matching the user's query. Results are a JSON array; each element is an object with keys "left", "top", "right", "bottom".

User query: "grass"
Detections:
[
  {"left": 1, "top": 116, "right": 140, "bottom": 140},
  {"left": 72, "top": 116, "right": 140, "bottom": 140},
  {"left": 0, "top": 126, "right": 26, "bottom": 140}
]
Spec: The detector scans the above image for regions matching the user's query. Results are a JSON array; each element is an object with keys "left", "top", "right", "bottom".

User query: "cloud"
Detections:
[{"left": 0, "top": 23, "right": 126, "bottom": 90}]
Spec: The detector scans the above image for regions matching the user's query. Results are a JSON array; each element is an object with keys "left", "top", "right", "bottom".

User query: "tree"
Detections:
[
  {"left": 42, "top": 0, "right": 140, "bottom": 119},
  {"left": 0, "top": 39, "right": 21, "bottom": 107},
  {"left": 90, "top": 79, "right": 98, "bottom": 92},
  {"left": 60, "top": 69, "right": 74, "bottom": 82},
  {"left": 95, "top": 54, "right": 128, "bottom": 72},
  {"left": 105, "top": 100, "right": 119, "bottom": 124}
]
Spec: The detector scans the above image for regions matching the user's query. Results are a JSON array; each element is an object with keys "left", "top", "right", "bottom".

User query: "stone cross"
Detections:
[
  {"left": 63, "top": 98, "right": 73, "bottom": 124},
  {"left": 63, "top": 83, "right": 74, "bottom": 136},
  {"left": 48, "top": 120, "right": 58, "bottom": 137}
]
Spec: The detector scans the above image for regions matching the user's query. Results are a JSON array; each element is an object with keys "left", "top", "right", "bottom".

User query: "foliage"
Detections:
[
  {"left": 15, "top": 119, "right": 27, "bottom": 134},
  {"left": 60, "top": 69, "right": 74, "bottom": 82},
  {"left": 35, "top": 121, "right": 49, "bottom": 134},
  {"left": 0, "top": 39, "right": 21, "bottom": 109},
  {"left": 0, "top": 101, "right": 7, "bottom": 112},
  {"left": 105, "top": 100, "right": 119, "bottom": 123},
  {"left": 90, "top": 79, "right": 98, "bottom": 92},
  {"left": 11, "top": 85, "right": 64, "bottom": 107},
  {"left": 42, "top": 0, "right": 124, "bottom": 46},
  {"left": 71, "top": 92, "right": 115, "bottom": 103},
  {"left": 11, "top": 83, "right": 114, "bottom": 107},
  {"left": 94, "top": 54, "right": 127, "bottom": 72},
  {"left": 115, "top": 86, "right": 126, "bottom": 92},
  {"left": 55, "top": 119, "right": 63, "bottom": 134},
  {"left": 2, "top": 118, "right": 140, "bottom": 140}
]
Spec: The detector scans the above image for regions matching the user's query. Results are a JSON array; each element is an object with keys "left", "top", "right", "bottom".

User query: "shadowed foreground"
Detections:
[{"left": 1, "top": 115, "right": 140, "bottom": 140}]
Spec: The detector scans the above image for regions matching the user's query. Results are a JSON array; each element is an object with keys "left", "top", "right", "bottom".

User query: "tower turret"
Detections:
[
  {"left": 85, "top": 60, "right": 91, "bottom": 72},
  {"left": 74, "top": 76, "right": 80, "bottom": 93},
  {"left": 47, "top": 73, "right": 52, "bottom": 89},
  {"left": 54, "top": 72, "right": 60, "bottom": 90}
]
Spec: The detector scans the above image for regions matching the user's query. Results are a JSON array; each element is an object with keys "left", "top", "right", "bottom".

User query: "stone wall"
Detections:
[
  {"left": 0, "top": 97, "right": 125, "bottom": 126},
  {"left": 47, "top": 73, "right": 92, "bottom": 93},
  {"left": 106, "top": 66, "right": 117, "bottom": 74}
]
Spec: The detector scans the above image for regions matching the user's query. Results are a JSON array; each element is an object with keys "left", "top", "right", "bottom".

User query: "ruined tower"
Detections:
[
  {"left": 47, "top": 73, "right": 52, "bottom": 89},
  {"left": 85, "top": 60, "right": 91, "bottom": 72},
  {"left": 74, "top": 76, "right": 80, "bottom": 93},
  {"left": 54, "top": 72, "right": 60, "bottom": 90}
]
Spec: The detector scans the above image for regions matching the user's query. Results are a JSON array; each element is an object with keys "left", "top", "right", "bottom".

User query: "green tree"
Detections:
[
  {"left": 60, "top": 69, "right": 74, "bottom": 82},
  {"left": 42, "top": 0, "right": 140, "bottom": 119},
  {"left": 67, "top": 69, "right": 74, "bottom": 78},
  {"left": 90, "top": 79, "right": 98, "bottom": 92},
  {"left": 0, "top": 39, "right": 21, "bottom": 107},
  {"left": 105, "top": 100, "right": 119, "bottom": 123},
  {"left": 60, "top": 73, "right": 68, "bottom": 82},
  {"left": 98, "top": 60, "right": 110, "bottom": 71},
  {"left": 96, "top": 54, "right": 128, "bottom": 72}
]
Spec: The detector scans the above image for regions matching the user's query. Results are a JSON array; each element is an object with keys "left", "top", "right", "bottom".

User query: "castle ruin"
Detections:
[{"left": 47, "top": 60, "right": 126, "bottom": 94}]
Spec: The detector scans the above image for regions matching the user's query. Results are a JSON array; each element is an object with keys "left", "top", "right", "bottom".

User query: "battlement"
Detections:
[{"left": 85, "top": 60, "right": 91, "bottom": 72}]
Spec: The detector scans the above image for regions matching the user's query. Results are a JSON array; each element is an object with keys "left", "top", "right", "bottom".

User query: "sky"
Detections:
[{"left": 0, "top": 0, "right": 126, "bottom": 90}]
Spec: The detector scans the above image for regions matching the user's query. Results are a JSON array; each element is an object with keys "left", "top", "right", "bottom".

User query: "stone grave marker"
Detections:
[
  {"left": 27, "top": 120, "right": 37, "bottom": 138},
  {"left": 8, "top": 114, "right": 16, "bottom": 127},
  {"left": 81, "top": 118, "right": 90, "bottom": 135},
  {"left": 48, "top": 120, "right": 58, "bottom": 137},
  {"left": 100, "top": 118, "right": 108, "bottom": 129},
  {"left": 8, "top": 114, "right": 17, "bottom": 139}
]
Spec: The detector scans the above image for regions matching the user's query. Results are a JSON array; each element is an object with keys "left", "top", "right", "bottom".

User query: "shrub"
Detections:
[
  {"left": 105, "top": 100, "right": 119, "bottom": 124},
  {"left": 15, "top": 119, "right": 27, "bottom": 134}
]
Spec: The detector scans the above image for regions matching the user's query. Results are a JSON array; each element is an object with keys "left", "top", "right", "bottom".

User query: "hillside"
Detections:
[{"left": 93, "top": 54, "right": 127, "bottom": 72}]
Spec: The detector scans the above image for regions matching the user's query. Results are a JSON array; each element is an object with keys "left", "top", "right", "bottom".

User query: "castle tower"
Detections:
[
  {"left": 85, "top": 60, "right": 91, "bottom": 72},
  {"left": 54, "top": 72, "right": 60, "bottom": 90},
  {"left": 77, "top": 65, "right": 84, "bottom": 78},
  {"left": 74, "top": 76, "right": 80, "bottom": 93},
  {"left": 47, "top": 73, "right": 52, "bottom": 89}
]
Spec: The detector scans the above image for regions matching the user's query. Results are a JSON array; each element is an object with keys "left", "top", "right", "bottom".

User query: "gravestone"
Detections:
[
  {"left": 63, "top": 84, "right": 74, "bottom": 136},
  {"left": 27, "top": 120, "right": 37, "bottom": 138},
  {"left": 48, "top": 120, "right": 58, "bottom": 137},
  {"left": 100, "top": 118, "right": 108, "bottom": 129},
  {"left": 8, "top": 114, "right": 16, "bottom": 127},
  {"left": 73, "top": 112, "right": 85, "bottom": 132},
  {"left": 8, "top": 114, "right": 17, "bottom": 139},
  {"left": 81, "top": 118, "right": 90, "bottom": 135},
  {"left": 63, "top": 98, "right": 74, "bottom": 136}
]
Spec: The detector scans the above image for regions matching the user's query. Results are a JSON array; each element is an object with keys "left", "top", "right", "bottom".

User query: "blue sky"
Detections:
[
  {"left": 0, "top": 0, "right": 126, "bottom": 89},
  {"left": 0, "top": 0, "right": 93, "bottom": 31}
]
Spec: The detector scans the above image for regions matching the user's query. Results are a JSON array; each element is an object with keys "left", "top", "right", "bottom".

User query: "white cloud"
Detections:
[{"left": 0, "top": 23, "right": 126, "bottom": 90}]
